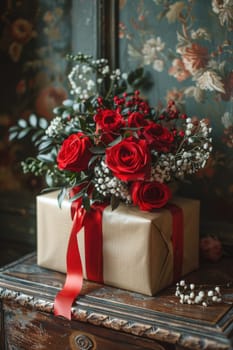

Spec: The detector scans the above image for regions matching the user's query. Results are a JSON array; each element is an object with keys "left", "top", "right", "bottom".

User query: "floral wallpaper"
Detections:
[
  {"left": 119, "top": 0, "right": 233, "bottom": 238},
  {"left": 0, "top": 0, "right": 71, "bottom": 192},
  {"left": 0, "top": 0, "right": 232, "bottom": 244}
]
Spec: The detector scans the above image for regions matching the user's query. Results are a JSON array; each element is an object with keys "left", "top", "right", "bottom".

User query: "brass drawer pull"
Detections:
[{"left": 70, "top": 331, "right": 96, "bottom": 350}]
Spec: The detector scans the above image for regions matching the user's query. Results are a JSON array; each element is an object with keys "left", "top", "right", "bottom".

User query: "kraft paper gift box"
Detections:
[{"left": 37, "top": 191, "right": 200, "bottom": 296}]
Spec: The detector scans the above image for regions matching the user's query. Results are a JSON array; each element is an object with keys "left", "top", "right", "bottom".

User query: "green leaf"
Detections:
[
  {"left": 131, "top": 77, "right": 147, "bottom": 88},
  {"left": 39, "top": 118, "right": 49, "bottom": 129},
  {"left": 80, "top": 102, "right": 87, "bottom": 114},
  {"left": 9, "top": 131, "right": 18, "bottom": 141},
  {"left": 89, "top": 146, "right": 105, "bottom": 154},
  {"left": 38, "top": 140, "right": 53, "bottom": 151},
  {"left": 82, "top": 193, "right": 91, "bottom": 211},
  {"left": 73, "top": 178, "right": 89, "bottom": 187},
  {"left": 37, "top": 153, "right": 54, "bottom": 163},
  {"left": 9, "top": 125, "right": 19, "bottom": 132},
  {"left": 45, "top": 172, "right": 54, "bottom": 187},
  {"left": 29, "top": 114, "right": 38, "bottom": 127},
  {"left": 110, "top": 195, "right": 120, "bottom": 211},
  {"left": 17, "top": 128, "right": 31, "bottom": 139},
  {"left": 41, "top": 187, "right": 60, "bottom": 193},
  {"left": 127, "top": 67, "right": 144, "bottom": 85},
  {"left": 35, "top": 135, "right": 50, "bottom": 147},
  {"left": 69, "top": 187, "right": 87, "bottom": 202},
  {"left": 79, "top": 116, "right": 87, "bottom": 131},
  {"left": 32, "top": 130, "right": 44, "bottom": 142},
  {"left": 88, "top": 155, "right": 99, "bottom": 168},
  {"left": 18, "top": 119, "right": 28, "bottom": 128},
  {"left": 108, "top": 135, "right": 122, "bottom": 147},
  {"left": 57, "top": 188, "right": 67, "bottom": 208}
]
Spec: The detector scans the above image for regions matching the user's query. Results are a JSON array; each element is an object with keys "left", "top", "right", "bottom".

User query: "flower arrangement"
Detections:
[{"left": 9, "top": 53, "right": 212, "bottom": 211}]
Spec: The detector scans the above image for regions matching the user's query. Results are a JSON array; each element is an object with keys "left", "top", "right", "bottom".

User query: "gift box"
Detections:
[{"left": 37, "top": 191, "right": 200, "bottom": 296}]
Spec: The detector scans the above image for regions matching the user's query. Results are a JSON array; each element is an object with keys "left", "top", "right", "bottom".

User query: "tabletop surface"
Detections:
[{"left": 0, "top": 253, "right": 233, "bottom": 349}]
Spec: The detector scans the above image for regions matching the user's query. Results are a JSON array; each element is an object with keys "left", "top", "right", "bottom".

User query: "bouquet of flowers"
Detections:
[{"left": 10, "top": 53, "right": 212, "bottom": 212}]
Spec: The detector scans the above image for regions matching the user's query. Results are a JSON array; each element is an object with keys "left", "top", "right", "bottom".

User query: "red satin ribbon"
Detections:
[
  {"left": 54, "top": 205, "right": 85, "bottom": 319},
  {"left": 84, "top": 203, "right": 107, "bottom": 283},
  {"left": 54, "top": 199, "right": 184, "bottom": 320},
  {"left": 54, "top": 201, "right": 107, "bottom": 320},
  {"left": 166, "top": 203, "right": 184, "bottom": 283}
]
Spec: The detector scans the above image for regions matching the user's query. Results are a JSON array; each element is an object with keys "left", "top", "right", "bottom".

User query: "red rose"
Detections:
[
  {"left": 94, "top": 109, "right": 125, "bottom": 145},
  {"left": 105, "top": 136, "right": 151, "bottom": 181},
  {"left": 57, "top": 132, "right": 92, "bottom": 172},
  {"left": 142, "top": 122, "right": 174, "bottom": 152},
  {"left": 131, "top": 181, "right": 171, "bottom": 211},
  {"left": 94, "top": 109, "right": 125, "bottom": 132},
  {"left": 128, "top": 112, "right": 148, "bottom": 128}
]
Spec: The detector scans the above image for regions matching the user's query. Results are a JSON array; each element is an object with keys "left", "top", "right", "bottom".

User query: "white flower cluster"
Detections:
[
  {"left": 110, "top": 68, "right": 128, "bottom": 82},
  {"left": 68, "top": 64, "right": 97, "bottom": 99},
  {"left": 45, "top": 116, "right": 64, "bottom": 137},
  {"left": 94, "top": 161, "right": 131, "bottom": 202},
  {"left": 46, "top": 99, "right": 85, "bottom": 137},
  {"left": 68, "top": 54, "right": 111, "bottom": 99},
  {"left": 175, "top": 280, "right": 222, "bottom": 306},
  {"left": 67, "top": 53, "right": 128, "bottom": 100},
  {"left": 151, "top": 118, "right": 212, "bottom": 183}
]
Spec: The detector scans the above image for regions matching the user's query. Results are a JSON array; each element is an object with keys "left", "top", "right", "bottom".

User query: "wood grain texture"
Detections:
[
  {"left": 2, "top": 299, "right": 168, "bottom": 350},
  {"left": 0, "top": 253, "right": 233, "bottom": 350}
]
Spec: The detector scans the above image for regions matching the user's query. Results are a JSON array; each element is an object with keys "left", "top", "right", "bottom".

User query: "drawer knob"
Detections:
[{"left": 74, "top": 334, "right": 95, "bottom": 350}]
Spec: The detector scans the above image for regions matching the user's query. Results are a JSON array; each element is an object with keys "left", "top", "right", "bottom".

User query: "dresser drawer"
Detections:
[{"left": 2, "top": 300, "right": 171, "bottom": 350}]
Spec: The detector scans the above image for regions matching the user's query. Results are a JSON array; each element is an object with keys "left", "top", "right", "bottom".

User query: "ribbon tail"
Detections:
[{"left": 54, "top": 208, "right": 85, "bottom": 319}]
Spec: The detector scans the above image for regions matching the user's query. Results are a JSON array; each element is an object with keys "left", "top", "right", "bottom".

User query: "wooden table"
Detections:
[{"left": 0, "top": 253, "right": 232, "bottom": 350}]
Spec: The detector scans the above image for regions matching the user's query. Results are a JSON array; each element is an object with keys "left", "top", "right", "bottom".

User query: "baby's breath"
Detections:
[{"left": 9, "top": 52, "right": 212, "bottom": 211}]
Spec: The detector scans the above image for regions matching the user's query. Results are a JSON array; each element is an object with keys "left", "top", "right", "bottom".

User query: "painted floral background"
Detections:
[
  {"left": 0, "top": 0, "right": 71, "bottom": 192},
  {"left": 118, "top": 0, "right": 233, "bottom": 241},
  {"left": 0, "top": 0, "right": 232, "bottom": 246}
]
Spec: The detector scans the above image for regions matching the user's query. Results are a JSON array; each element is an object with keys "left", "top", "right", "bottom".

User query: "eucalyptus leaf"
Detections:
[
  {"left": 17, "top": 128, "right": 31, "bottom": 139},
  {"left": 9, "top": 131, "right": 18, "bottom": 141},
  {"left": 9, "top": 125, "right": 19, "bottom": 132},
  {"left": 38, "top": 140, "right": 53, "bottom": 151},
  {"left": 18, "top": 119, "right": 28, "bottom": 128},
  {"left": 37, "top": 153, "right": 54, "bottom": 163},
  {"left": 32, "top": 130, "right": 44, "bottom": 142},
  {"left": 29, "top": 114, "right": 38, "bottom": 127},
  {"left": 39, "top": 118, "right": 49, "bottom": 129},
  {"left": 40, "top": 134, "right": 50, "bottom": 141},
  {"left": 35, "top": 135, "right": 51, "bottom": 147},
  {"left": 57, "top": 188, "right": 67, "bottom": 208},
  {"left": 45, "top": 172, "right": 54, "bottom": 187}
]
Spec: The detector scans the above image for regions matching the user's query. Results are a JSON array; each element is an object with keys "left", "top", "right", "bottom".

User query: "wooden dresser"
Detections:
[{"left": 0, "top": 253, "right": 232, "bottom": 350}]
